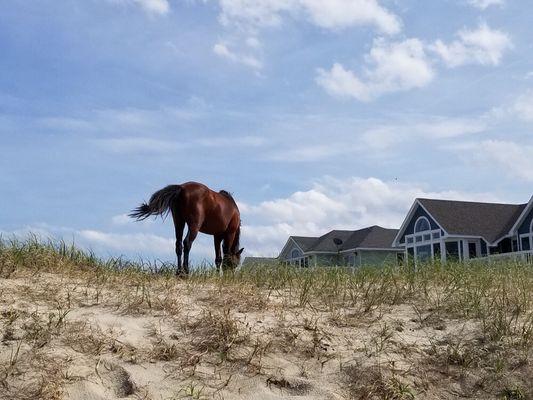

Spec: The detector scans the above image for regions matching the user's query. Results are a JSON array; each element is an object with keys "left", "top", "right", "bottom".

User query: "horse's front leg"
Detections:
[{"left": 214, "top": 235, "right": 223, "bottom": 273}]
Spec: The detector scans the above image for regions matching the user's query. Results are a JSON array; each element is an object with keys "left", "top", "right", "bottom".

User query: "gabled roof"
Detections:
[
  {"left": 345, "top": 226, "right": 400, "bottom": 250},
  {"left": 308, "top": 230, "right": 354, "bottom": 252},
  {"left": 418, "top": 198, "right": 527, "bottom": 244},
  {"left": 508, "top": 196, "right": 533, "bottom": 234},
  {"left": 290, "top": 236, "right": 318, "bottom": 252},
  {"left": 287, "top": 226, "right": 401, "bottom": 254}
]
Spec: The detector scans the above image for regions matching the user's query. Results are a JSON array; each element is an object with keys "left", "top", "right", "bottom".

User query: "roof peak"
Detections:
[{"left": 417, "top": 197, "right": 525, "bottom": 207}]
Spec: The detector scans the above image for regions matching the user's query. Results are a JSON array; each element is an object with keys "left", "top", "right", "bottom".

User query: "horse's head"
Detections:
[{"left": 223, "top": 248, "right": 244, "bottom": 270}]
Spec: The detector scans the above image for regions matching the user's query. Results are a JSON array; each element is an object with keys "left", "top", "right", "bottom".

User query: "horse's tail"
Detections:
[{"left": 129, "top": 185, "right": 182, "bottom": 221}]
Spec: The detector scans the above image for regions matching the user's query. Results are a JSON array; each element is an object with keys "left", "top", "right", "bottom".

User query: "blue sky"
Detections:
[{"left": 1, "top": 0, "right": 532, "bottom": 262}]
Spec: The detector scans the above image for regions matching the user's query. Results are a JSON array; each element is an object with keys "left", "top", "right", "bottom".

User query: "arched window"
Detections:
[
  {"left": 414, "top": 217, "right": 430, "bottom": 233},
  {"left": 291, "top": 248, "right": 302, "bottom": 259},
  {"left": 530, "top": 219, "right": 533, "bottom": 233}
]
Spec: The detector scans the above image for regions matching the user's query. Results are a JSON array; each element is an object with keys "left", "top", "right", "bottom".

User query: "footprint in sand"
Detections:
[
  {"left": 65, "top": 362, "right": 137, "bottom": 400},
  {"left": 96, "top": 361, "right": 137, "bottom": 398},
  {"left": 266, "top": 376, "right": 312, "bottom": 396}
]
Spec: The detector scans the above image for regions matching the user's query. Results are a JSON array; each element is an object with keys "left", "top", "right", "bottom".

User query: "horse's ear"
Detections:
[{"left": 237, "top": 248, "right": 244, "bottom": 255}]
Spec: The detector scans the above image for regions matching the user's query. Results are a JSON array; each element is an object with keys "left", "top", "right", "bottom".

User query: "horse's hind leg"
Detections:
[
  {"left": 171, "top": 212, "right": 185, "bottom": 276},
  {"left": 182, "top": 224, "right": 199, "bottom": 275}
]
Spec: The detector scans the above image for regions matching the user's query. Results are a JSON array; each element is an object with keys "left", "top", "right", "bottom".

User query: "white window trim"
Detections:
[
  {"left": 393, "top": 200, "right": 449, "bottom": 247},
  {"left": 405, "top": 223, "right": 442, "bottom": 262},
  {"left": 414, "top": 216, "right": 431, "bottom": 233},
  {"left": 290, "top": 247, "right": 303, "bottom": 259},
  {"left": 519, "top": 219, "right": 533, "bottom": 251},
  {"left": 286, "top": 255, "right": 310, "bottom": 268},
  {"left": 410, "top": 216, "right": 438, "bottom": 263}
]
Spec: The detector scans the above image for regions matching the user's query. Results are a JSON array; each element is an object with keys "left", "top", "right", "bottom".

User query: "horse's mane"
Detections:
[
  {"left": 219, "top": 190, "right": 237, "bottom": 207},
  {"left": 219, "top": 190, "right": 240, "bottom": 252},
  {"left": 233, "top": 224, "right": 241, "bottom": 252}
]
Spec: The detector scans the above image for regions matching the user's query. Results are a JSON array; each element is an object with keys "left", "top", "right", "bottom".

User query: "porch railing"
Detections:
[{"left": 476, "top": 250, "right": 533, "bottom": 264}]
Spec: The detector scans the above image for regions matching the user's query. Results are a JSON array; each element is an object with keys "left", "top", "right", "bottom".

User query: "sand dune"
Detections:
[{"left": 1, "top": 263, "right": 531, "bottom": 400}]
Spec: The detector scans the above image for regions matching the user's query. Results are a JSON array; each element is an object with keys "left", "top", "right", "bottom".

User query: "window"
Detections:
[
  {"left": 416, "top": 245, "right": 432, "bottom": 262},
  {"left": 407, "top": 248, "right": 415, "bottom": 266},
  {"left": 520, "top": 220, "right": 533, "bottom": 251},
  {"left": 343, "top": 254, "right": 355, "bottom": 267},
  {"left": 291, "top": 248, "right": 302, "bottom": 259},
  {"left": 433, "top": 243, "right": 441, "bottom": 259},
  {"left": 397, "top": 253, "right": 405, "bottom": 265},
  {"left": 414, "top": 217, "right": 430, "bottom": 233},
  {"left": 468, "top": 242, "right": 477, "bottom": 259},
  {"left": 445, "top": 241, "right": 460, "bottom": 261},
  {"left": 404, "top": 216, "right": 443, "bottom": 264}
]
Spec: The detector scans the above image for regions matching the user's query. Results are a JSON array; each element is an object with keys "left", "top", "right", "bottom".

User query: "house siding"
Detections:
[
  {"left": 360, "top": 250, "right": 398, "bottom": 266},
  {"left": 279, "top": 243, "right": 302, "bottom": 260},
  {"left": 480, "top": 240, "right": 488, "bottom": 257},
  {"left": 517, "top": 207, "right": 533, "bottom": 235},
  {"left": 315, "top": 254, "right": 339, "bottom": 266},
  {"left": 399, "top": 205, "right": 441, "bottom": 244}
]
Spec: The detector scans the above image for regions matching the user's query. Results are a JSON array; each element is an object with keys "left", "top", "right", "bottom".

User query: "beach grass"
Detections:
[{"left": 0, "top": 236, "right": 532, "bottom": 399}]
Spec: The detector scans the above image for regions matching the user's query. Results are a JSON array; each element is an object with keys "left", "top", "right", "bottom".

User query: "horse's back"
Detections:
[
  {"left": 179, "top": 181, "right": 211, "bottom": 195},
  {"left": 175, "top": 182, "right": 239, "bottom": 231}
]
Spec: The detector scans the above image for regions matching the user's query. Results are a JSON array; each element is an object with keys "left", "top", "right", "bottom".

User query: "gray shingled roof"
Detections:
[
  {"left": 291, "top": 226, "right": 400, "bottom": 253},
  {"left": 347, "top": 226, "right": 400, "bottom": 249},
  {"left": 309, "top": 230, "right": 354, "bottom": 252},
  {"left": 291, "top": 236, "right": 318, "bottom": 252},
  {"left": 418, "top": 198, "right": 527, "bottom": 244}
]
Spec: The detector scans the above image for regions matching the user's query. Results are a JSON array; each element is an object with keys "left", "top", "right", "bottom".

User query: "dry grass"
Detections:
[{"left": 0, "top": 236, "right": 532, "bottom": 399}]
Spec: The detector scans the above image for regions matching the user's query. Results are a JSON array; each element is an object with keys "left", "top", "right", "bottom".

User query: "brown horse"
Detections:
[{"left": 129, "top": 182, "right": 243, "bottom": 275}]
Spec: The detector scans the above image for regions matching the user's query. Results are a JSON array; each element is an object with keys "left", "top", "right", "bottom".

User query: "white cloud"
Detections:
[
  {"left": 95, "top": 134, "right": 266, "bottom": 155},
  {"left": 267, "top": 142, "right": 358, "bottom": 161},
  {"left": 2, "top": 175, "right": 512, "bottom": 260},
  {"left": 213, "top": 42, "right": 262, "bottom": 69},
  {"left": 195, "top": 135, "right": 266, "bottom": 147},
  {"left": 261, "top": 115, "right": 487, "bottom": 161},
  {"left": 463, "top": 140, "right": 533, "bottom": 182},
  {"left": 111, "top": 213, "right": 155, "bottom": 226},
  {"left": 512, "top": 90, "right": 533, "bottom": 121},
  {"left": 431, "top": 23, "right": 512, "bottom": 68},
  {"left": 415, "top": 118, "right": 487, "bottom": 138},
  {"left": 135, "top": 0, "right": 169, "bottom": 15},
  {"left": 361, "top": 117, "right": 487, "bottom": 149},
  {"left": 216, "top": 0, "right": 401, "bottom": 35},
  {"left": 112, "top": 214, "right": 132, "bottom": 225},
  {"left": 93, "top": 137, "right": 183, "bottom": 154},
  {"left": 0, "top": 223, "right": 214, "bottom": 262},
  {"left": 316, "top": 38, "right": 434, "bottom": 101},
  {"left": 298, "top": 0, "right": 401, "bottom": 34},
  {"left": 467, "top": 0, "right": 505, "bottom": 9},
  {"left": 316, "top": 63, "right": 371, "bottom": 101},
  {"left": 108, "top": 0, "right": 170, "bottom": 16},
  {"left": 246, "top": 37, "right": 261, "bottom": 49},
  {"left": 240, "top": 176, "right": 500, "bottom": 256},
  {"left": 78, "top": 230, "right": 174, "bottom": 254},
  {"left": 489, "top": 90, "right": 533, "bottom": 122}
]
